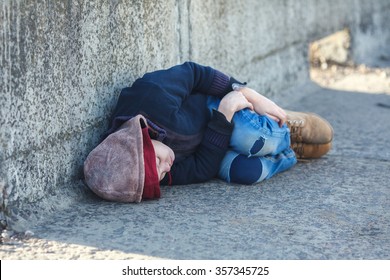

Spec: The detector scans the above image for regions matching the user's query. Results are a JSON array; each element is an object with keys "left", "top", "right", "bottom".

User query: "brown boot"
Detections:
[
  {"left": 291, "top": 142, "right": 332, "bottom": 159},
  {"left": 285, "top": 111, "right": 334, "bottom": 144}
]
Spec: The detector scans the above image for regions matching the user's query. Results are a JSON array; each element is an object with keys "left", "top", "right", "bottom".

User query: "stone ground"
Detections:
[{"left": 1, "top": 59, "right": 390, "bottom": 260}]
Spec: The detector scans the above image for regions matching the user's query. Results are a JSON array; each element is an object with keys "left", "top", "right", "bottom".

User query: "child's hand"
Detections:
[
  {"left": 239, "top": 87, "right": 287, "bottom": 127},
  {"left": 218, "top": 91, "right": 254, "bottom": 122}
]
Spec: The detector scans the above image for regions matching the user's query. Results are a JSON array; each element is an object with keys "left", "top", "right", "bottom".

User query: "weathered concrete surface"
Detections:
[
  {"left": 1, "top": 0, "right": 390, "bottom": 233},
  {"left": 350, "top": 3, "right": 390, "bottom": 67},
  {"left": 0, "top": 0, "right": 180, "bottom": 230}
]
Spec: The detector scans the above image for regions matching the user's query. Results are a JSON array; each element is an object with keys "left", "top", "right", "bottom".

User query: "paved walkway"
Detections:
[{"left": 1, "top": 78, "right": 390, "bottom": 260}]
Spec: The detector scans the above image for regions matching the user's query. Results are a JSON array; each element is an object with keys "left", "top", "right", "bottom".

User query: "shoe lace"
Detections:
[
  {"left": 291, "top": 142, "right": 304, "bottom": 157},
  {"left": 287, "top": 119, "right": 304, "bottom": 142},
  {"left": 291, "top": 143, "right": 310, "bottom": 162}
]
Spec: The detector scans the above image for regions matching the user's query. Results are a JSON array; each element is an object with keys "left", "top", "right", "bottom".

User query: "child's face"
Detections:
[{"left": 151, "top": 140, "right": 175, "bottom": 181}]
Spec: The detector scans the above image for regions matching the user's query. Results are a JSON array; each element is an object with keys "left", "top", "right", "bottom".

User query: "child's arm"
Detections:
[
  {"left": 235, "top": 85, "right": 287, "bottom": 127},
  {"left": 162, "top": 110, "right": 233, "bottom": 185}
]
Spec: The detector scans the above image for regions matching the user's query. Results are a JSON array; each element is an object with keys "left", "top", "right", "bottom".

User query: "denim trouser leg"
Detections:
[
  {"left": 207, "top": 96, "right": 297, "bottom": 184},
  {"left": 218, "top": 148, "right": 297, "bottom": 184}
]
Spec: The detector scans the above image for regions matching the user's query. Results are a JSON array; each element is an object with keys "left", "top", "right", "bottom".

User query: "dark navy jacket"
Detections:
[{"left": 108, "top": 62, "right": 243, "bottom": 185}]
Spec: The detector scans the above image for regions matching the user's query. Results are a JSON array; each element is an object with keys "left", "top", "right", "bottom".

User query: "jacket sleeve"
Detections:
[
  {"left": 140, "top": 61, "right": 241, "bottom": 99},
  {"left": 161, "top": 110, "right": 234, "bottom": 185},
  {"left": 110, "top": 61, "right": 244, "bottom": 130}
]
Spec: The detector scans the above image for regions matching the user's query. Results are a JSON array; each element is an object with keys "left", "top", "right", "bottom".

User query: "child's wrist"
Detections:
[{"left": 217, "top": 102, "right": 235, "bottom": 122}]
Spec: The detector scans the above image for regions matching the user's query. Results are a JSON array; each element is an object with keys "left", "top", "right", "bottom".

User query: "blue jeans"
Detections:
[{"left": 207, "top": 96, "right": 297, "bottom": 184}]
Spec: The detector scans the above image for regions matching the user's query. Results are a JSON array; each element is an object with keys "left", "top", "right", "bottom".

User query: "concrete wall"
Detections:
[{"left": 1, "top": 0, "right": 390, "bottom": 231}]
